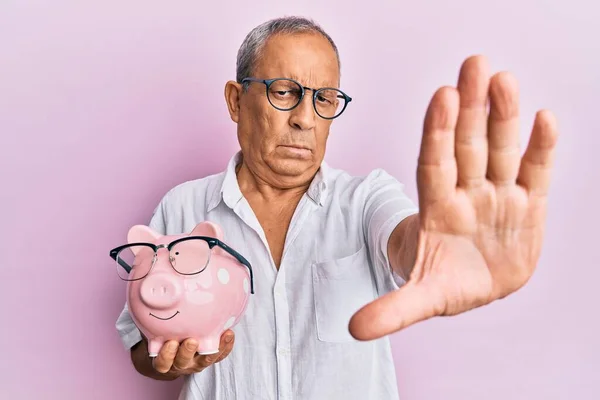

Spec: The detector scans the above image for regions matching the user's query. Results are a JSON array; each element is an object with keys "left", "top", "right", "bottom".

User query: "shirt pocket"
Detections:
[{"left": 311, "top": 244, "right": 377, "bottom": 343}]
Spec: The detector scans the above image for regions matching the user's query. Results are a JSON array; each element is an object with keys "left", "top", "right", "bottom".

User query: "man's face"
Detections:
[{"left": 225, "top": 32, "right": 341, "bottom": 187}]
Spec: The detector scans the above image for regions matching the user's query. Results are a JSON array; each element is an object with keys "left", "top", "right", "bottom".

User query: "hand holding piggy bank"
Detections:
[{"left": 110, "top": 221, "right": 254, "bottom": 357}]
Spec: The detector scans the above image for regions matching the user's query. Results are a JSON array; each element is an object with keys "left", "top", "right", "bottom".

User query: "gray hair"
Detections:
[{"left": 235, "top": 16, "right": 341, "bottom": 87}]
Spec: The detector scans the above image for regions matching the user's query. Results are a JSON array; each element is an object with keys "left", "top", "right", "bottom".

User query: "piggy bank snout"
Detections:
[{"left": 139, "top": 273, "right": 183, "bottom": 310}]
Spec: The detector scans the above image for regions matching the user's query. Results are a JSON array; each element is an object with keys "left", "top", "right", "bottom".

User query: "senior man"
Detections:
[{"left": 115, "top": 16, "right": 558, "bottom": 400}]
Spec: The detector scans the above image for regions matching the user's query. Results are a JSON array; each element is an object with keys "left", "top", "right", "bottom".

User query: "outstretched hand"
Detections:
[{"left": 349, "top": 55, "right": 559, "bottom": 340}]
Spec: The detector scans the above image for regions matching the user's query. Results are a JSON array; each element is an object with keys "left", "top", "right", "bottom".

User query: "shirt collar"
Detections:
[
  {"left": 206, "top": 151, "right": 329, "bottom": 212},
  {"left": 306, "top": 160, "right": 328, "bottom": 206}
]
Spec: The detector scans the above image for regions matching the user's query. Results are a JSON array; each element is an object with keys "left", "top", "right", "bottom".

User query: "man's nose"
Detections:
[{"left": 289, "top": 93, "right": 316, "bottom": 131}]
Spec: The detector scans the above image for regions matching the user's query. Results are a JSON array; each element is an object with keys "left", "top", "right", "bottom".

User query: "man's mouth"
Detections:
[
  {"left": 149, "top": 311, "right": 180, "bottom": 321},
  {"left": 282, "top": 145, "right": 311, "bottom": 151}
]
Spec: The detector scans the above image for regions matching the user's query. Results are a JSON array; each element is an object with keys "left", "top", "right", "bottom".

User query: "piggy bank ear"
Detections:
[
  {"left": 127, "top": 225, "right": 161, "bottom": 246},
  {"left": 190, "top": 221, "right": 224, "bottom": 240}
]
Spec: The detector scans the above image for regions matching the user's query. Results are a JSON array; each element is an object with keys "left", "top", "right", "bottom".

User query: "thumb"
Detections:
[{"left": 348, "top": 282, "right": 442, "bottom": 341}]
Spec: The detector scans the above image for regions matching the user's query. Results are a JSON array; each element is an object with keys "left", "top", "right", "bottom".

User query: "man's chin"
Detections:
[{"left": 268, "top": 157, "right": 316, "bottom": 178}]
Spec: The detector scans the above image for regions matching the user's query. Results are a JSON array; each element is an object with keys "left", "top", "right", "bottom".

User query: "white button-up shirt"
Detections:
[{"left": 116, "top": 151, "right": 418, "bottom": 400}]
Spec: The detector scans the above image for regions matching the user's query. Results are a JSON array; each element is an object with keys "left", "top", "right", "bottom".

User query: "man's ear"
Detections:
[{"left": 224, "top": 80, "right": 243, "bottom": 123}]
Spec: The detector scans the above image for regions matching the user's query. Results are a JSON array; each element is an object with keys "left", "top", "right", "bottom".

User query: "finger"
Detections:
[
  {"left": 348, "top": 282, "right": 440, "bottom": 341},
  {"left": 196, "top": 330, "right": 235, "bottom": 369},
  {"left": 172, "top": 339, "right": 198, "bottom": 371},
  {"left": 212, "top": 331, "right": 236, "bottom": 364},
  {"left": 486, "top": 72, "right": 521, "bottom": 185},
  {"left": 455, "top": 55, "right": 490, "bottom": 188},
  {"left": 517, "top": 110, "right": 559, "bottom": 196},
  {"left": 152, "top": 340, "right": 179, "bottom": 374},
  {"left": 417, "top": 86, "right": 459, "bottom": 204}
]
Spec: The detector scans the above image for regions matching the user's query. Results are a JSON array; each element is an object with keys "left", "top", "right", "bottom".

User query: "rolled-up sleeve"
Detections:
[
  {"left": 114, "top": 197, "right": 168, "bottom": 349},
  {"left": 362, "top": 169, "right": 419, "bottom": 295},
  {"left": 115, "top": 302, "right": 143, "bottom": 350}
]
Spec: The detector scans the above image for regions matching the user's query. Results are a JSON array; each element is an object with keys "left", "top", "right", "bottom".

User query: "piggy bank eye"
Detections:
[{"left": 175, "top": 252, "right": 180, "bottom": 255}]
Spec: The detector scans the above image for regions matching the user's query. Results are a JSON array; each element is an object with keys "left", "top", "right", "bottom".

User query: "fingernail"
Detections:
[
  {"left": 225, "top": 334, "right": 233, "bottom": 343},
  {"left": 186, "top": 341, "right": 198, "bottom": 351},
  {"left": 168, "top": 342, "right": 178, "bottom": 352}
]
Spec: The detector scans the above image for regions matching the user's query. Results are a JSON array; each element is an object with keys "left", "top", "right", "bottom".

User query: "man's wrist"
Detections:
[{"left": 394, "top": 213, "right": 420, "bottom": 281}]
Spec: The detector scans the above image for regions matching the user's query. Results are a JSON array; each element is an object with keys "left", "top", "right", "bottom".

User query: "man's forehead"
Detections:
[{"left": 255, "top": 33, "right": 340, "bottom": 88}]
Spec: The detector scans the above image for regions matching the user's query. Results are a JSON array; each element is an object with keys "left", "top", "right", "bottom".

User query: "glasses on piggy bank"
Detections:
[{"left": 109, "top": 235, "right": 254, "bottom": 294}]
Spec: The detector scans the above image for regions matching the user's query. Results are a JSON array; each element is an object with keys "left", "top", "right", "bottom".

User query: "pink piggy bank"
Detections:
[{"left": 110, "top": 221, "right": 254, "bottom": 356}]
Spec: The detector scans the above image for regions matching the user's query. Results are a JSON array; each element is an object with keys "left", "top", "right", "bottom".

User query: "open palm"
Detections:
[{"left": 349, "top": 55, "right": 559, "bottom": 340}]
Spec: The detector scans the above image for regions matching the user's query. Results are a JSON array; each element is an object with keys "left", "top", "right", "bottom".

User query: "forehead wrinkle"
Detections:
[{"left": 286, "top": 71, "right": 338, "bottom": 90}]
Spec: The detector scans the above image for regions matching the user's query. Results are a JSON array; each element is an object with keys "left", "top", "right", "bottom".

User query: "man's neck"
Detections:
[{"left": 235, "top": 160, "right": 312, "bottom": 204}]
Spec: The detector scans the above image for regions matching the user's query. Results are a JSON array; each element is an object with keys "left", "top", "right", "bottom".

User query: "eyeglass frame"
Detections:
[
  {"left": 109, "top": 236, "right": 255, "bottom": 294},
  {"left": 240, "top": 77, "right": 353, "bottom": 120}
]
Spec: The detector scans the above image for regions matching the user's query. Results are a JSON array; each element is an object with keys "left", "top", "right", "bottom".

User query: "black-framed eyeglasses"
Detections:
[
  {"left": 241, "top": 77, "right": 352, "bottom": 120},
  {"left": 109, "top": 236, "right": 254, "bottom": 294}
]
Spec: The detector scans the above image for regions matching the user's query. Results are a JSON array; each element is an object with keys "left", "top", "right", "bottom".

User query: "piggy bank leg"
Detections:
[
  {"left": 196, "top": 336, "right": 219, "bottom": 355},
  {"left": 147, "top": 338, "right": 165, "bottom": 357}
]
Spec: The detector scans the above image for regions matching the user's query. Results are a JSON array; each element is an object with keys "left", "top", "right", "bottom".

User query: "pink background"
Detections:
[{"left": 2, "top": 1, "right": 598, "bottom": 399}]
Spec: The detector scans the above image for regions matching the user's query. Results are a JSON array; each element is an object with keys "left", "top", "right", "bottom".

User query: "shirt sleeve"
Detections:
[
  {"left": 114, "top": 197, "right": 169, "bottom": 350},
  {"left": 363, "top": 169, "right": 419, "bottom": 296}
]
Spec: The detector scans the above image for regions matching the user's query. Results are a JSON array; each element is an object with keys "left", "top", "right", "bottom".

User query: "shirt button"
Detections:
[{"left": 277, "top": 347, "right": 289, "bottom": 356}]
